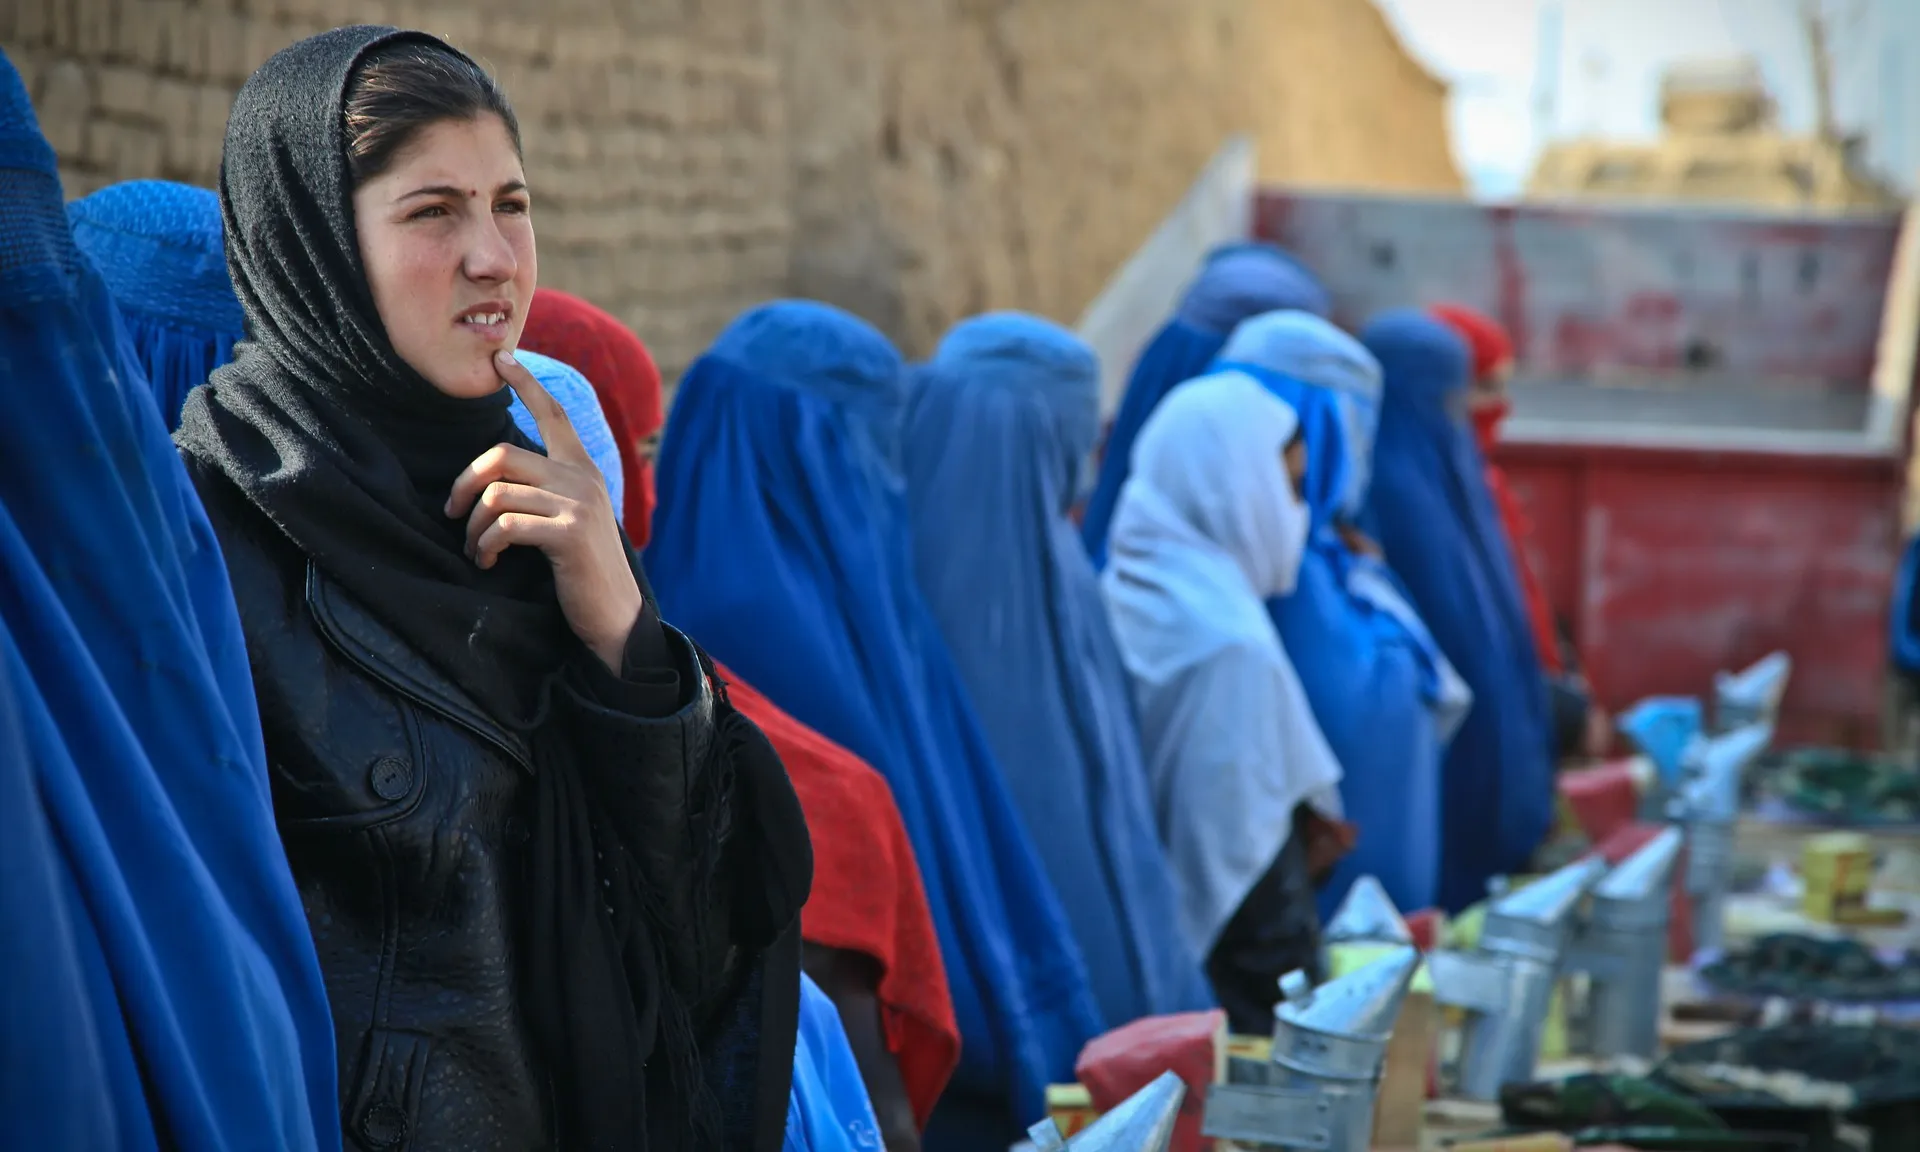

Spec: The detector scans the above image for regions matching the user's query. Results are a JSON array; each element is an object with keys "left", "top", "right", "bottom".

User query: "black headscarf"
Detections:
[
  {"left": 174, "top": 26, "right": 749, "bottom": 1150},
  {"left": 175, "top": 25, "right": 573, "bottom": 727}
]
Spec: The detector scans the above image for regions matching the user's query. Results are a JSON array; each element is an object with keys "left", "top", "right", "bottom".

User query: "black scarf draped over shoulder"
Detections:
[{"left": 175, "top": 26, "right": 808, "bottom": 1151}]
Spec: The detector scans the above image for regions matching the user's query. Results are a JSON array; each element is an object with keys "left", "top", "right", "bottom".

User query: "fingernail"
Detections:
[{"left": 496, "top": 349, "right": 518, "bottom": 366}]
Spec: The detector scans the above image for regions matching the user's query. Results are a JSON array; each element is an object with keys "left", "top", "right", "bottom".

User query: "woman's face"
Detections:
[{"left": 353, "top": 113, "right": 537, "bottom": 399}]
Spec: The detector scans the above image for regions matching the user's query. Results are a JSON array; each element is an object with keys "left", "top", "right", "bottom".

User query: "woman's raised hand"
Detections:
[{"left": 446, "top": 349, "right": 643, "bottom": 673}]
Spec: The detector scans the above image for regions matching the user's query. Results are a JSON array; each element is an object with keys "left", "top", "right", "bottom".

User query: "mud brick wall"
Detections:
[
  {"left": 3, "top": 0, "right": 1458, "bottom": 378},
  {"left": 779, "top": 0, "right": 1464, "bottom": 353},
  {"left": 2, "top": 0, "right": 790, "bottom": 378}
]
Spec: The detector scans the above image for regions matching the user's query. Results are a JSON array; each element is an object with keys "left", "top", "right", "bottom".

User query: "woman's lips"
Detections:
[{"left": 456, "top": 309, "right": 510, "bottom": 342}]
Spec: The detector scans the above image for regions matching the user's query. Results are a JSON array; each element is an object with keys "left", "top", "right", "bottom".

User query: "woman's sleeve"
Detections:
[
  {"left": 559, "top": 625, "right": 811, "bottom": 997},
  {"left": 567, "top": 594, "right": 685, "bottom": 718}
]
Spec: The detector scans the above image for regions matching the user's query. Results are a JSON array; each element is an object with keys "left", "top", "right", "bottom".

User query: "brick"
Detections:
[
  {"left": 93, "top": 116, "right": 165, "bottom": 176},
  {"left": 60, "top": 165, "right": 110, "bottom": 199},
  {"left": 477, "top": 18, "right": 551, "bottom": 63},
  {"left": 111, "top": 0, "right": 162, "bottom": 62},
  {"left": 13, "top": 0, "right": 54, "bottom": 48},
  {"left": 165, "top": 3, "right": 210, "bottom": 77},
  {"left": 150, "top": 75, "right": 196, "bottom": 136},
  {"left": 243, "top": 17, "right": 293, "bottom": 76},
  {"left": 275, "top": 0, "right": 333, "bottom": 25},
  {"left": 74, "top": 0, "right": 118, "bottom": 57},
  {"left": 93, "top": 64, "right": 155, "bottom": 119},
  {"left": 202, "top": 8, "right": 252, "bottom": 84},
  {"left": 48, "top": 0, "right": 80, "bottom": 52},
  {"left": 190, "top": 82, "right": 234, "bottom": 178},
  {"left": 413, "top": 5, "right": 486, "bottom": 54},
  {"left": 36, "top": 59, "right": 92, "bottom": 157}
]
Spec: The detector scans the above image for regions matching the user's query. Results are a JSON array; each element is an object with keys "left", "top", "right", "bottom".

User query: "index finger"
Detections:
[{"left": 495, "top": 349, "right": 591, "bottom": 466}]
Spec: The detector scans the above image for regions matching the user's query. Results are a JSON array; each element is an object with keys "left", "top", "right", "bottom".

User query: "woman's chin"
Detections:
[{"left": 422, "top": 358, "right": 509, "bottom": 400}]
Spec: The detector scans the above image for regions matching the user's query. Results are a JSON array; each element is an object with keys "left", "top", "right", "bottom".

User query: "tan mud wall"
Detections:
[{"left": 3, "top": 0, "right": 1458, "bottom": 376}]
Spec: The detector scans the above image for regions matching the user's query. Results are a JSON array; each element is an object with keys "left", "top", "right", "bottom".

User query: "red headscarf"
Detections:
[
  {"left": 521, "top": 288, "right": 665, "bottom": 546},
  {"left": 1428, "top": 304, "right": 1565, "bottom": 677},
  {"left": 519, "top": 289, "right": 960, "bottom": 1123},
  {"left": 1428, "top": 302, "right": 1514, "bottom": 385}
]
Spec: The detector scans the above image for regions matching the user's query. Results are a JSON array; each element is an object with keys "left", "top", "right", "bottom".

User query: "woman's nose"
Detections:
[{"left": 463, "top": 216, "right": 518, "bottom": 284}]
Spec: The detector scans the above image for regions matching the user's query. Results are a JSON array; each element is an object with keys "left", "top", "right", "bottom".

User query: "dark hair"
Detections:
[{"left": 344, "top": 40, "right": 522, "bottom": 186}]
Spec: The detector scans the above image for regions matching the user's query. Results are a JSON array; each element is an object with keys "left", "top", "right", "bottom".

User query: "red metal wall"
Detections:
[
  {"left": 1254, "top": 188, "right": 1908, "bottom": 745},
  {"left": 1497, "top": 440, "right": 1901, "bottom": 747},
  {"left": 1252, "top": 190, "right": 1898, "bottom": 381}
]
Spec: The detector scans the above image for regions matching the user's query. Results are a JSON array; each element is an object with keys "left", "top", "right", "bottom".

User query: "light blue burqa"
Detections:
[{"left": 903, "top": 312, "right": 1214, "bottom": 1028}]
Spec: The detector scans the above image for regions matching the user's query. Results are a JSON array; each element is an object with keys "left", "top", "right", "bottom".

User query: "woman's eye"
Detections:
[
  {"left": 497, "top": 199, "right": 529, "bottom": 215},
  {"left": 409, "top": 204, "right": 450, "bottom": 220}
]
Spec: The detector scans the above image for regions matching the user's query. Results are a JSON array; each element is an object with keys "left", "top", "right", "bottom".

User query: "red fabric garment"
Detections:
[
  {"left": 717, "top": 668, "right": 960, "bottom": 1126},
  {"left": 519, "top": 289, "right": 959, "bottom": 1122},
  {"left": 1431, "top": 304, "right": 1566, "bottom": 677},
  {"left": 1429, "top": 303, "right": 1513, "bottom": 382},
  {"left": 520, "top": 288, "right": 664, "bottom": 547}
]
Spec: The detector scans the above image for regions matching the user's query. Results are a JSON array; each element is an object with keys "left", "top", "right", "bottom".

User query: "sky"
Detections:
[{"left": 1370, "top": 0, "right": 1917, "bottom": 199}]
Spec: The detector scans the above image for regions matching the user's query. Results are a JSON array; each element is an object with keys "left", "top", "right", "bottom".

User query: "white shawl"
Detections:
[{"left": 1101, "top": 370, "right": 1344, "bottom": 957}]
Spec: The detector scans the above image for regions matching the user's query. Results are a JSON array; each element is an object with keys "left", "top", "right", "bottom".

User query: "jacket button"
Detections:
[
  {"left": 369, "top": 756, "right": 413, "bottom": 802},
  {"left": 360, "top": 1101, "right": 407, "bottom": 1148}
]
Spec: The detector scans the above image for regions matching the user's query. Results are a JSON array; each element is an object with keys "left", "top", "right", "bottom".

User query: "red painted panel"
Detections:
[
  {"left": 1254, "top": 187, "right": 1909, "bottom": 747},
  {"left": 1499, "top": 441, "right": 1901, "bottom": 747},
  {"left": 1253, "top": 189, "right": 1899, "bottom": 384}
]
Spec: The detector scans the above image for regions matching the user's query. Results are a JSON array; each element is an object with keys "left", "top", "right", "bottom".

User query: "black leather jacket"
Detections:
[{"left": 191, "top": 467, "right": 798, "bottom": 1152}]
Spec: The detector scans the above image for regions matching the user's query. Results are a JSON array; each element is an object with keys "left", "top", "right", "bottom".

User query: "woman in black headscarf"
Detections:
[{"left": 174, "top": 26, "right": 810, "bottom": 1152}]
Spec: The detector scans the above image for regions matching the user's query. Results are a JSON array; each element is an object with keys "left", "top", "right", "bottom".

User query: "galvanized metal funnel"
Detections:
[
  {"left": 1279, "top": 943, "right": 1422, "bottom": 1051},
  {"left": 1573, "top": 826, "right": 1686, "bottom": 1059},
  {"left": 1679, "top": 720, "right": 1774, "bottom": 824},
  {"left": 1433, "top": 856, "right": 1608, "bottom": 1100},
  {"left": 1713, "top": 650, "right": 1792, "bottom": 733},
  {"left": 1674, "top": 719, "right": 1772, "bottom": 955},
  {"left": 1324, "top": 875, "right": 1414, "bottom": 946},
  {"left": 1482, "top": 854, "right": 1610, "bottom": 962},
  {"left": 1595, "top": 826, "right": 1686, "bottom": 907},
  {"left": 1204, "top": 947, "right": 1423, "bottom": 1151},
  {"left": 1026, "top": 1070, "right": 1184, "bottom": 1152}
]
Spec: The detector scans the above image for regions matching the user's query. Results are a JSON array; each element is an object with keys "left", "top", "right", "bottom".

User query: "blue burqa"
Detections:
[
  {"left": 1213, "top": 310, "right": 1458, "bottom": 915},
  {"left": 1893, "top": 534, "right": 1920, "bottom": 673},
  {"left": 1080, "top": 243, "right": 1331, "bottom": 566},
  {"left": 67, "top": 180, "right": 244, "bottom": 431},
  {"left": 643, "top": 300, "right": 1103, "bottom": 1148},
  {"left": 0, "top": 53, "right": 336, "bottom": 1150},
  {"left": 785, "top": 973, "right": 885, "bottom": 1151},
  {"left": 903, "top": 312, "right": 1214, "bottom": 1027},
  {"left": 1359, "top": 310, "right": 1554, "bottom": 913}
]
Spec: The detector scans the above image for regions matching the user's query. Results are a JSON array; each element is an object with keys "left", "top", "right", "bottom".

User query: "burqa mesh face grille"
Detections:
[{"left": 0, "top": 169, "right": 78, "bottom": 301}]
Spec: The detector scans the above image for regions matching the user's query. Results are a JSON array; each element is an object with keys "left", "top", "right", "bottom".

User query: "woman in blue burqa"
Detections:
[
  {"left": 67, "top": 180, "right": 245, "bottom": 431},
  {"left": 645, "top": 300, "right": 1104, "bottom": 1149},
  {"left": 1359, "top": 310, "right": 1554, "bottom": 914},
  {"left": 0, "top": 53, "right": 336, "bottom": 1149},
  {"left": 1212, "top": 310, "right": 1472, "bottom": 917},
  {"left": 1080, "top": 243, "right": 1330, "bottom": 566},
  {"left": 900, "top": 312, "right": 1214, "bottom": 1028},
  {"left": 1101, "top": 370, "right": 1345, "bottom": 1034}
]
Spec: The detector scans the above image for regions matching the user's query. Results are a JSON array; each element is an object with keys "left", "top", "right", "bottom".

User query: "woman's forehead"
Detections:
[{"left": 369, "top": 115, "right": 524, "bottom": 192}]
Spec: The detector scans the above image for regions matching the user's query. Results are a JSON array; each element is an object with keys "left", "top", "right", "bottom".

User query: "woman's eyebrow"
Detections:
[{"left": 395, "top": 180, "right": 527, "bottom": 203}]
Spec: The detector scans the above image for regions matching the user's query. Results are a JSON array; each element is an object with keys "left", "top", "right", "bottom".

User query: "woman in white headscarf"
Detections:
[{"left": 1100, "top": 370, "right": 1344, "bottom": 1032}]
